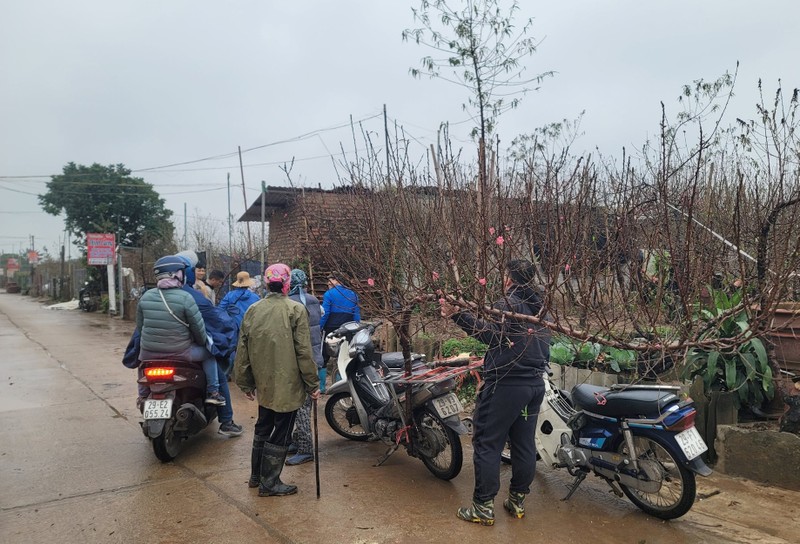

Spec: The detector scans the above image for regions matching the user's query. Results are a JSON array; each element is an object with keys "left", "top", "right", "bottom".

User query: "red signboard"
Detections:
[
  {"left": 87, "top": 233, "right": 116, "bottom": 265},
  {"left": 27, "top": 250, "right": 39, "bottom": 264},
  {"left": 6, "top": 257, "right": 19, "bottom": 271}
]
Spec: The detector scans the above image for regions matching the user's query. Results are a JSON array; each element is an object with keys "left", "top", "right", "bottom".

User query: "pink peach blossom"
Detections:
[
  {"left": 367, "top": 278, "right": 375, "bottom": 287},
  {"left": 495, "top": 236, "right": 505, "bottom": 246},
  {"left": 478, "top": 278, "right": 487, "bottom": 285},
  {"left": 438, "top": 298, "right": 446, "bottom": 305},
  {"left": 489, "top": 227, "right": 496, "bottom": 235},
  {"left": 432, "top": 271, "right": 440, "bottom": 281}
]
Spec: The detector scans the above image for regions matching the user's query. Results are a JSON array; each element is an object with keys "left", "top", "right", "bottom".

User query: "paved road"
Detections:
[{"left": 1, "top": 293, "right": 798, "bottom": 543}]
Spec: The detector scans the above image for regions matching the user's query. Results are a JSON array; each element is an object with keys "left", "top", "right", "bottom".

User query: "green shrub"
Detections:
[{"left": 441, "top": 337, "right": 488, "bottom": 357}]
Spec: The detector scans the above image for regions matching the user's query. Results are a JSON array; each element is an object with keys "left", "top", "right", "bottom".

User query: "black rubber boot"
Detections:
[
  {"left": 248, "top": 434, "right": 267, "bottom": 488},
  {"left": 258, "top": 442, "right": 298, "bottom": 497}
]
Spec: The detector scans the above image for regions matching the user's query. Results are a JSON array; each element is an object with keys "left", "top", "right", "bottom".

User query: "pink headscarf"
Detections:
[{"left": 264, "top": 263, "right": 291, "bottom": 295}]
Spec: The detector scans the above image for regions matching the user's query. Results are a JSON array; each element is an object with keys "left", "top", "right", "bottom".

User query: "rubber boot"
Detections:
[
  {"left": 457, "top": 498, "right": 495, "bottom": 526},
  {"left": 248, "top": 434, "right": 267, "bottom": 488},
  {"left": 258, "top": 442, "right": 298, "bottom": 497},
  {"left": 503, "top": 490, "right": 526, "bottom": 519},
  {"left": 318, "top": 367, "right": 327, "bottom": 394}
]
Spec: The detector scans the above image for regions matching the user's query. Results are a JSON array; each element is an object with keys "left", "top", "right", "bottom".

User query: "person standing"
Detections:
[
  {"left": 234, "top": 263, "right": 320, "bottom": 497},
  {"left": 194, "top": 264, "right": 214, "bottom": 303},
  {"left": 440, "top": 259, "right": 549, "bottom": 526},
  {"left": 286, "top": 268, "right": 324, "bottom": 465},
  {"left": 218, "top": 271, "right": 261, "bottom": 329},
  {"left": 319, "top": 272, "right": 360, "bottom": 387},
  {"left": 207, "top": 269, "right": 225, "bottom": 304}
]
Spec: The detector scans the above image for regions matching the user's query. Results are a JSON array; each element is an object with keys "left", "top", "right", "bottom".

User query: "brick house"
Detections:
[{"left": 238, "top": 185, "right": 363, "bottom": 295}]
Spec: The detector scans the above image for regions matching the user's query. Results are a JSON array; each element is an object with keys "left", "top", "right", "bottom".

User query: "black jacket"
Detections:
[{"left": 452, "top": 285, "right": 550, "bottom": 386}]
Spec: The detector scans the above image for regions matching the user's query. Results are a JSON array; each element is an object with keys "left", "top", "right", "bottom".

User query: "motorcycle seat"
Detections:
[
  {"left": 571, "top": 384, "right": 680, "bottom": 419},
  {"left": 378, "top": 351, "right": 425, "bottom": 369}
]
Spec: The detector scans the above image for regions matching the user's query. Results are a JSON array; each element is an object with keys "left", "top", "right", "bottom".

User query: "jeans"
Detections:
[
  {"left": 216, "top": 365, "right": 233, "bottom": 423},
  {"left": 189, "top": 345, "right": 220, "bottom": 394}
]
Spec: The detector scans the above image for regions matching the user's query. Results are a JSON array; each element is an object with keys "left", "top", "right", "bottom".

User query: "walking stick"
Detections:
[{"left": 313, "top": 396, "right": 320, "bottom": 498}]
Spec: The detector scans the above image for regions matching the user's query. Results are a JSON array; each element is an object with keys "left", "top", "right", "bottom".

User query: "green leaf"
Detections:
[
  {"left": 610, "top": 360, "right": 621, "bottom": 373},
  {"left": 704, "top": 351, "right": 720, "bottom": 387},
  {"left": 725, "top": 358, "right": 737, "bottom": 390}
]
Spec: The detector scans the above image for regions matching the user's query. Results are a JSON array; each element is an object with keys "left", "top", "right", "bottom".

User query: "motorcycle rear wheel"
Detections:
[
  {"left": 325, "top": 392, "right": 369, "bottom": 441},
  {"left": 617, "top": 434, "right": 696, "bottom": 520},
  {"left": 415, "top": 409, "right": 463, "bottom": 481},
  {"left": 153, "top": 418, "right": 182, "bottom": 462}
]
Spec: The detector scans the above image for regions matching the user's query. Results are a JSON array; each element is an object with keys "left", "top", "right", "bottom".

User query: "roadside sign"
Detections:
[
  {"left": 87, "top": 233, "right": 116, "bottom": 265},
  {"left": 6, "top": 257, "right": 20, "bottom": 271},
  {"left": 27, "top": 250, "right": 39, "bottom": 264}
]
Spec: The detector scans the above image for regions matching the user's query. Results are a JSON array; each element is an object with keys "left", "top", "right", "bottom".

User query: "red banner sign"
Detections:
[
  {"left": 6, "top": 257, "right": 19, "bottom": 271},
  {"left": 87, "top": 233, "right": 116, "bottom": 265},
  {"left": 27, "top": 250, "right": 39, "bottom": 264}
]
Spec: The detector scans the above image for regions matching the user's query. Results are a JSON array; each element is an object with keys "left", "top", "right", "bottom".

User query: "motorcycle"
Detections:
[
  {"left": 324, "top": 321, "right": 475, "bottom": 481},
  {"left": 504, "top": 364, "right": 710, "bottom": 519},
  {"left": 78, "top": 281, "right": 100, "bottom": 312},
  {"left": 137, "top": 359, "right": 218, "bottom": 462}
]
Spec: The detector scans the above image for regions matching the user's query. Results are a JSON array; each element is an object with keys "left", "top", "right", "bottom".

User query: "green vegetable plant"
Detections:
[{"left": 680, "top": 287, "right": 773, "bottom": 409}]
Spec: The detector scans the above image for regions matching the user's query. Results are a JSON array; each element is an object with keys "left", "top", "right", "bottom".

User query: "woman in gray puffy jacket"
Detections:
[
  {"left": 136, "top": 255, "right": 225, "bottom": 406},
  {"left": 286, "top": 268, "right": 324, "bottom": 465}
]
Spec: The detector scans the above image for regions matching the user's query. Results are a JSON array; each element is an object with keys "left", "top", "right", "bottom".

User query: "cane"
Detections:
[{"left": 313, "top": 396, "right": 320, "bottom": 498}]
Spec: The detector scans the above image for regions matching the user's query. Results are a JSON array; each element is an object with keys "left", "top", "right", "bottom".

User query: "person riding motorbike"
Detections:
[
  {"left": 136, "top": 254, "right": 225, "bottom": 407},
  {"left": 176, "top": 251, "right": 243, "bottom": 436}
]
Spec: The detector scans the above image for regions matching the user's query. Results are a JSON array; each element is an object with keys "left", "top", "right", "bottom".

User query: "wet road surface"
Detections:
[{"left": 1, "top": 293, "right": 798, "bottom": 543}]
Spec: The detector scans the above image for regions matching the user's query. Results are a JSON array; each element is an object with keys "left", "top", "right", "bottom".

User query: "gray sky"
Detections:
[{"left": 1, "top": 0, "right": 797, "bottom": 258}]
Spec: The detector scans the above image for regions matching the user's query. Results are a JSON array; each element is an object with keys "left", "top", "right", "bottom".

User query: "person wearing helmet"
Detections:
[
  {"left": 136, "top": 255, "right": 226, "bottom": 406},
  {"left": 234, "top": 263, "right": 320, "bottom": 497}
]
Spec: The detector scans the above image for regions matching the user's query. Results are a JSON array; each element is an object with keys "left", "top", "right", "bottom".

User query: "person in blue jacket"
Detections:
[
  {"left": 218, "top": 271, "right": 261, "bottom": 328},
  {"left": 319, "top": 272, "right": 360, "bottom": 372},
  {"left": 177, "top": 251, "right": 244, "bottom": 437}
]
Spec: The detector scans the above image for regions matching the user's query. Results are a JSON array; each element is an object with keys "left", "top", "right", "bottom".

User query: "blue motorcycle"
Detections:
[{"left": 532, "top": 368, "right": 710, "bottom": 519}]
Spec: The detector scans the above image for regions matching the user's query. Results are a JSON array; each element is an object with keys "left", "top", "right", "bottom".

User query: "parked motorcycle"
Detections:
[
  {"left": 324, "top": 321, "right": 473, "bottom": 480},
  {"left": 508, "top": 365, "right": 710, "bottom": 519},
  {"left": 137, "top": 359, "right": 218, "bottom": 462},
  {"left": 78, "top": 281, "right": 100, "bottom": 312}
]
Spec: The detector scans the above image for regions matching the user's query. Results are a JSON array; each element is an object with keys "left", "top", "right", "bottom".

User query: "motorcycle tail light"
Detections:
[
  {"left": 145, "top": 367, "right": 175, "bottom": 382},
  {"left": 664, "top": 408, "right": 696, "bottom": 431}
]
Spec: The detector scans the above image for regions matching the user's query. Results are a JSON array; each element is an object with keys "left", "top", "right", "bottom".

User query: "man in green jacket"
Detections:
[{"left": 234, "top": 263, "right": 320, "bottom": 497}]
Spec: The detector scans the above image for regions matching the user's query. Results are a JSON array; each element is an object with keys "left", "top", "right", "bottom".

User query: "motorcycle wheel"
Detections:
[
  {"left": 325, "top": 392, "right": 369, "bottom": 441},
  {"left": 153, "top": 418, "right": 182, "bottom": 462},
  {"left": 617, "top": 434, "right": 696, "bottom": 520},
  {"left": 415, "top": 409, "right": 463, "bottom": 481}
]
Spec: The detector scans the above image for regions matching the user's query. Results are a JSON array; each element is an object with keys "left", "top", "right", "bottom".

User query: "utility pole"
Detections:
[
  {"left": 384, "top": 104, "right": 391, "bottom": 183},
  {"left": 239, "top": 146, "right": 252, "bottom": 255},
  {"left": 183, "top": 202, "right": 188, "bottom": 248},
  {"left": 227, "top": 172, "right": 233, "bottom": 287},
  {"left": 260, "top": 180, "right": 266, "bottom": 275}
]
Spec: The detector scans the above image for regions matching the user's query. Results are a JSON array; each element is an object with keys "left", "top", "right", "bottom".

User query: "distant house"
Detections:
[{"left": 238, "top": 185, "right": 361, "bottom": 294}]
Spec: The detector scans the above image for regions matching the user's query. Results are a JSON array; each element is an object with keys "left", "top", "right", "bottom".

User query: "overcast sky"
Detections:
[{"left": 1, "top": 0, "right": 797, "bottom": 258}]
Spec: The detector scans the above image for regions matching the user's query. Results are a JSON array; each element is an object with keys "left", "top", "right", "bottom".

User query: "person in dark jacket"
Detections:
[
  {"left": 440, "top": 259, "right": 550, "bottom": 526},
  {"left": 181, "top": 281, "right": 243, "bottom": 437},
  {"left": 218, "top": 271, "right": 261, "bottom": 328},
  {"left": 286, "top": 268, "right": 324, "bottom": 465}
]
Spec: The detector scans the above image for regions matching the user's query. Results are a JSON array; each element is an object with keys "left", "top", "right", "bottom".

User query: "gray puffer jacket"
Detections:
[
  {"left": 290, "top": 291, "right": 325, "bottom": 369},
  {"left": 136, "top": 287, "right": 206, "bottom": 359}
]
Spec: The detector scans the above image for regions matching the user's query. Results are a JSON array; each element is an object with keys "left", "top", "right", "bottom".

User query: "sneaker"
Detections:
[
  {"left": 205, "top": 391, "right": 226, "bottom": 406},
  {"left": 218, "top": 420, "right": 244, "bottom": 437},
  {"left": 503, "top": 491, "right": 526, "bottom": 519},
  {"left": 287, "top": 442, "right": 298, "bottom": 454},
  {"left": 285, "top": 453, "right": 314, "bottom": 465},
  {"left": 457, "top": 498, "right": 495, "bottom": 526}
]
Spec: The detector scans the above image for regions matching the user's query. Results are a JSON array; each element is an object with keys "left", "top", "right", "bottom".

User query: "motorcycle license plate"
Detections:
[
  {"left": 675, "top": 426, "right": 708, "bottom": 460},
  {"left": 432, "top": 393, "right": 463, "bottom": 419},
  {"left": 143, "top": 399, "right": 173, "bottom": 420}
]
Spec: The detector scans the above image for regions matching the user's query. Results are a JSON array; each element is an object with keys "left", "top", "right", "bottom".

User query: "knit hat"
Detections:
[{"left": 264, "top": 263, "right": 291, "bottom": 295}]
